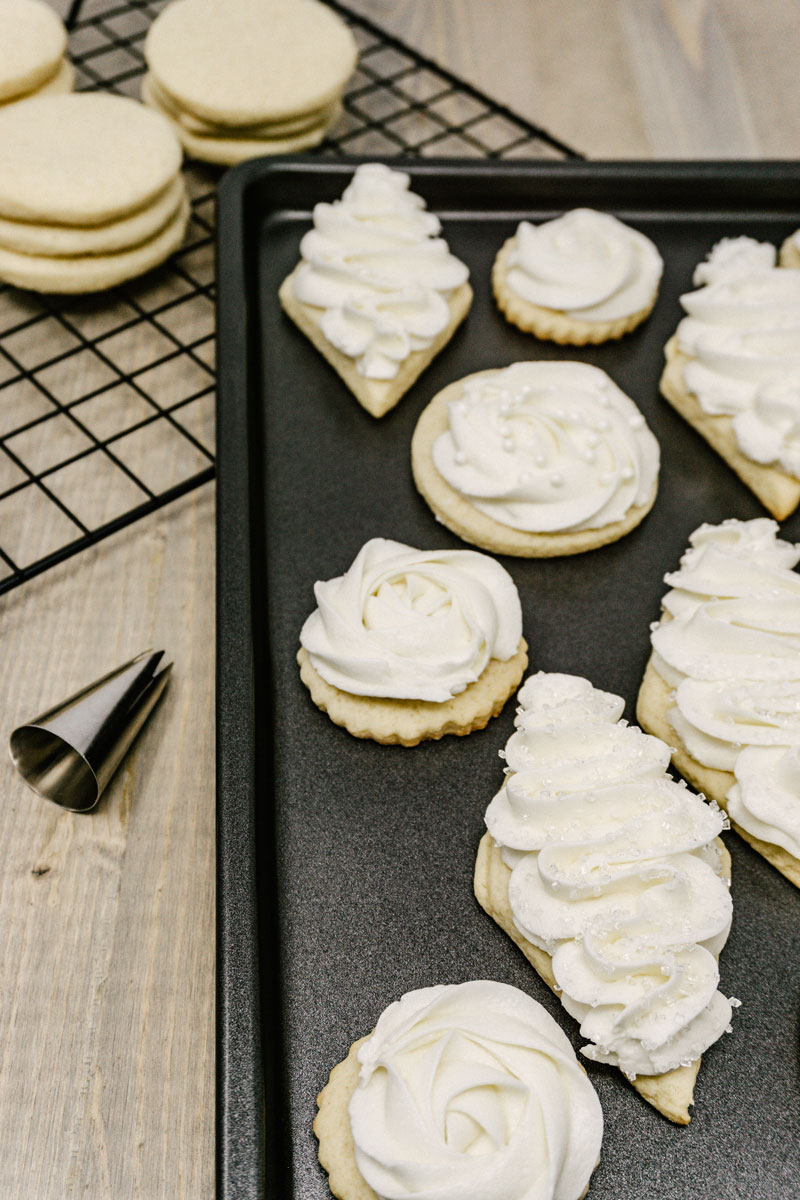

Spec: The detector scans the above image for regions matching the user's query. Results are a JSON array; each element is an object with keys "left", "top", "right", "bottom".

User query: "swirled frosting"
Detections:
[
  {"left": 485, "top": 672, "right": 734, "bottom": 1078},
  {"left": 299, "top": 537, "right": 522, "bottom": 701},
  {"left": 431, "top": 361, "right": 659, "bottom": 532},
  {"left": 348, "top": 981, "right": 603, "bottom": 1200},
  {"left": 676, "top": 239, "right": 800, "bottom": 477},
  {"left": 650, "top": 518, "right": 800, "bottom": 859},
  {"left": 292, "top": 163, "right": 469, "bottom": 379},
  {"left": 505, "top": 208, "right": 663, "bottom": 321}
]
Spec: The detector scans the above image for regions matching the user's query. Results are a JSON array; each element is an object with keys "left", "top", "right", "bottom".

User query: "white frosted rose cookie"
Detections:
[
  {"left": 637, "top": 518, "right": 800, "bottom": 889},
  {"left": 493, "top": 208, "right": 663, "bottom": 344},
  {"left": 297, "top": 538, "right": 527, "bottom": 745},
  {"left": 475, "top": 671, "right": 735, "bottom": 1124},
  {"left": 0, "top": 0, "right": 67, "bottom": 104},
  {"left": 280, "top": 163, "right": 472, "bottom": 418},
  {"left": 660, "top": 236, "right": 800, "bottom": 519},
  {"left": 411, "top": 361, "right": 659, "bottom": 556},
  {"left": 780, "top": 230, "right": 800, "bottom": 269},
  {"left": 315, "top": 981, "right": 603, "bottom": 1200}
]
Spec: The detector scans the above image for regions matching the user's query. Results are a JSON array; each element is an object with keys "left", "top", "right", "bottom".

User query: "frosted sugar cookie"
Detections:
[
  {"left": 493, "top": 208, "right": 663, "bottom": 344},
  {"left": 780, "top": 230, "right": 800, "bottom": 269},
  {"left": 0, "top": 93, "right": 182, "bottom": 225},
  {"left": 297, "top": 538, "right": 526, "bottom": 745},
  {"left": 144, "top": 0, "right": 357, "bottom": 127},
  {"left": 0, "top": 0, "right": 66, "bottom": 104},
  {"left": 660, "top": 236, "right": 800, "bottom": 520},
  {"left": 280, "top": 163, "right": 472, "bottom": 418},
  {"left": 411, "top": 361, "right": 659, "bottom": 556},
  {"left": 0, "top": 196, "right": 190, "bottom": 293},
  {"left": 475, "top": 672, "right": 735, "bottom": 1124},
  {"left": 637, "top": 518, "right": 800, "bottom": 889},
  {"left": 315, "top": 981, "right": 603, "bottom": 1200}
]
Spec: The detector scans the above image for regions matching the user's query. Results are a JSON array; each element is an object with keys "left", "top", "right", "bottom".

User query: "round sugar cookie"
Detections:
[
  {"left": 780, "top": 231, "right": 800, "bottom": 269},
  {"left": 0, "top": 0, "right": 66, "bottom": 102},
  {"left": 144, "top": 0, "right": 358, "bottom": 125},
  {"left": 142, "top": 73, "right": 338, "bottom": 164},
  {"left": 142, "top": 70, "right": 336, "bottom": 137},
  {"left": 0, "top": 175, "right": 186, "bottom": 257},
  {"left": 2, "top": 56, "right": 74, "bottom": 106},
  {"left": 0, "top": 195, "right": 189, "bottom": 293},
  {"left": 411, "top": 366, "right": 659, "bottom": 557},
  {"left": 0, "top": 93, "right": 183, "bottom": 225}
]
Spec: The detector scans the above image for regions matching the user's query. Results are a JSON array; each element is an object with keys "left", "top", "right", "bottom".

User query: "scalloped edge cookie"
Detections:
[
  {"left": 637, "top": 654, "right": 800, "bottom": 889},
  {"left": 660, "top": 335, "right": 800, "bottom": 521},
  {"left": 473, "top": 829, "right": 732, "bottom": 1124},
  {"left": 279, "top": 271, "right": 473, "bottom": 419},
  {"left": 297, "top": 638, "right": 527, "bottom": 745},
  {"left": 411, "top": 370, "right": 658, "bottom": 556},
  {"left": 492, "top": 237, "right": 656, "bottom": 345}
]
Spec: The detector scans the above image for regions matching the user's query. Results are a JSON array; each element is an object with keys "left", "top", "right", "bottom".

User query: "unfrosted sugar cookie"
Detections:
[
  {"left": 660, "top": 236, "right": 800, "bottom": 520},
  {"left": 141, "top": 73, "right": 338, "bottom": 166},
  {"left": 297, "top": 538, "right": 527, "bottom": 745},
  {"left": 637, "top": 517, "right": 800, "bottom": 890},
  {"left": 475, "top": 671, "right": 735, "bottom": 1124},
  {"left": 411, "top": 361, "right": 659, "bottom": 556},
  {"left": 0, "top": 0, "right": 67, "bottom": 104},
  {"left": 493, "top": 208, "right": 663, "bottom": 344},
  {"left": 315, "top": 981, "right": 603, "bottom": 1200},
  {"left": 145, "top": 0, "right": 357, "bottom": 123},
  {"left": 280, "top": 163, "right": 472, "bottom": 418},
  {"left": 0, "top": 93, "right": 182, "bottom": 225}
]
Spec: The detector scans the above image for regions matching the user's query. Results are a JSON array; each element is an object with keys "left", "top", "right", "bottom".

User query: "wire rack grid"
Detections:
[{"left": 0, "top": 0, "right": 579, "bottom": 596}]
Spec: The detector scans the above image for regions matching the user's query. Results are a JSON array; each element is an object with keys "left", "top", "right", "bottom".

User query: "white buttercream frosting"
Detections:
[
  {"left": 650, "top": 518, "right": 800, "bottom": 859},
  {"left": 348, "top": 980, "right": 603, "bottom": 1200},
  {"left": 505, "top": 208, "right": 663, "bottom": 321},
  {"left": 292, "top": 163, "right": 469, "bottom": 379},
  {"left": 431, "top": 361, "right": 660, "bottom": 532},
  {"left": 676, "top": 239, "right": 800, "bottom": 477},
  {"left": 299, "top": 537, "right": 522, "bottom": 702},
  {"left": 485, "top": 672, "right": 734, "bottom": 1078}
]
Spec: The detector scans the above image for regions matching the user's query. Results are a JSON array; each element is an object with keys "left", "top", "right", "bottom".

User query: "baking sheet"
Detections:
[{"left": 217, "top": 159, "right": 800, "bottom": 1200}]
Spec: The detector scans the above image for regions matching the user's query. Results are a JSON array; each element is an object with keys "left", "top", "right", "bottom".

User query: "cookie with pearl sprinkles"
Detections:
[
  {"left": 411, "top": 362, "right": 659, "bottom": 556},
  {"left": 492, "top": 208, "right": 663, "bottom": 344},
  {"left": 297, "top": 538, "right": 527, "bottom": 745},
  {"left": 315, "top": 981, "right": 603, "bottom": 1200},
  {"left": 279, "top": 163, "right": 473, "bottom": 418},
  {"left": 475, "top": 672, "right": 735, "bottom": 1124}
]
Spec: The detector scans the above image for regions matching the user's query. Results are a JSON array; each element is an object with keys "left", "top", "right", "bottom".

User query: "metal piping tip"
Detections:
[{"left": 9, "top": 650, "right": 172, "bottom": 813}]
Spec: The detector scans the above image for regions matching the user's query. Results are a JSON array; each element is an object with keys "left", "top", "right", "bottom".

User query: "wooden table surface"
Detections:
[{"left": 1, "top": 2, "right": 796, "bottom": 1196}]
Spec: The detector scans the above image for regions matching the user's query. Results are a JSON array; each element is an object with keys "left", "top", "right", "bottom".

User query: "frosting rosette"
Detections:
[
  {"left": 431, "top": 361, "right": 659, "bottom": 533},
  {"left": 299, "top": 537, "right": 522, "bottom": 702},
  {"left": 675, "top": 242, "right": 800, "bottom": 477},
  {"left": 348, "top": 981, "right": 603, "bottom": 1200},
  {"left": 292, "top": 162, "right": 469, "bottom": 379},
  {"left": 504, "top": 208, "right": 663, "bottom": 321},
  {"left": 485, "top": 672, "right": 734, "bottom": 1078},
  {"left": 650, "top": 518, "right": 800, "bottom": 860}
]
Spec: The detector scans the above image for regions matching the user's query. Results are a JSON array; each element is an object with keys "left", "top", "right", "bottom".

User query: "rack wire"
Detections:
[{"left": 0, "top": 0, "right": 579, "bottom": 596}]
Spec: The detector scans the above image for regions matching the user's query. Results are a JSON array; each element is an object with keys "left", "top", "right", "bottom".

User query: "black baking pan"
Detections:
[{"left": 216, "top": 158, "right": 800, "bottom": 1200}]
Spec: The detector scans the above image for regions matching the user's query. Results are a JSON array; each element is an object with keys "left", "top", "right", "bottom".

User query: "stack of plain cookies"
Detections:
[
  {"left": 0, "top": 93, "right": 188, "bottom": 293},
  {"left": 0, "top": 0, "right": 73, "bottom": 108},
  {"left": 142, "top": 0, "right": 358, "bottom": 165}
]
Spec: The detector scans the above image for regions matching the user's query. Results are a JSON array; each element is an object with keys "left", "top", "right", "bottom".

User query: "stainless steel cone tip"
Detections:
[{"left": 9, "top": 650, "right": 172, "bottom": 813}]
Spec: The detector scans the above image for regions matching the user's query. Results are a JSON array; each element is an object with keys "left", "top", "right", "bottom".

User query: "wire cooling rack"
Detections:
[{"left": 0, "top": 0, "right": 579, "bottom": 595}]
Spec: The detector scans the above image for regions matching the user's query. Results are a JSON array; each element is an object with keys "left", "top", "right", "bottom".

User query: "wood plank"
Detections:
[{"left": 0, "top": 487, "right": 215, "bottom": 1198}]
